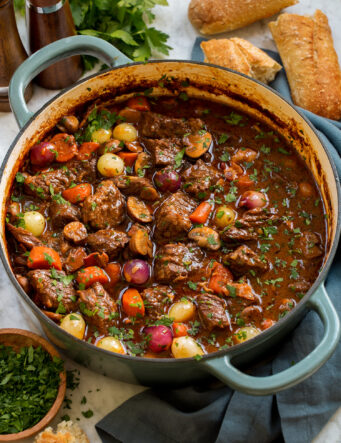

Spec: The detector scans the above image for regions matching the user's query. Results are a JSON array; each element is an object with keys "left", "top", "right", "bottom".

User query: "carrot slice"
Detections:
[
  {"left": 77, "top": 266, "right": 109, "bottom": 288},
  {"left": 173, "top": 323, "right": 188, "bottom": 337},
  {"left": 208, "top": 262, "right": 233, "bottom": 295},
  {"left": 118, "top": 152, "right": 138, "bottom": 167},
  {"left": 261, "top": 318, "right": 276, "bottom": 330},
  {"left": 27, "top": 246, "right": 62, "bottom": 270},
  {"left": 62, "top": 183, "right": 92, "bottom": 204},
  {"left": 84, "top": 252, "right": 109, "bottom": 268},
  {"left": 236, "top": 174, "right": 255, "bottom": 189},
  {"left": 122, "top": 288, "right": 145, "bottom": 317},
  {"left": 231, "top": 283, "right": 255, "bottom": 301},
  {"left": 77, "top": 142, "right": 100, "bottom": 161},
  {"left": 126, "top": 96, "right": 150, "bottom": 112},
  {"left": 104, "top": 263, "right": 121, "bottom": 285},
  {"left": 190, "top": 202, "right": 212, "bottom": 224},
  {"left": 50, "top": 133, "right": 77, "bottom": 162}
]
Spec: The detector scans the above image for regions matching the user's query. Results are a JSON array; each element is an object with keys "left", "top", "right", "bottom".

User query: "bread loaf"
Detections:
[
  {"left": 188, "top": 0, "right": 298, "bottom": 35},
  {"left": 269, "top": 10, "right": 341, "bottom": 120},
  {"left": 201, "top": 38, "right": 281, "bottom": 84}
]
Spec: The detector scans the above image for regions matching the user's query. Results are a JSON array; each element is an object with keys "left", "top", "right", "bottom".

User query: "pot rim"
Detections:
[{"left": 1, "top": 59, "right": 340, "bottom": 364}]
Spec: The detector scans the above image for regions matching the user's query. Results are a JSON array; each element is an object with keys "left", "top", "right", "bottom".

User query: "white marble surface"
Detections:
[{"left": 0, "top": 0, "right": 340, "bottom": 441}]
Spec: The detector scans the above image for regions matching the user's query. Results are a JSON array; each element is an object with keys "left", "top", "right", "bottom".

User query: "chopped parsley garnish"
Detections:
[
  {"left": 0, "top": 344, "right": 63, "bottom": 434},
  {"left": 179, "top": 92, "right": 188, "bottom": 101},
  {"left": 174, "top": 148, "right": 186, "bottom": 169},
  {"left": 82, "top": 409, "right": 94, "bottom": 418},
  {"left": 187, "top": 281, "right": 198, "bottom": 290},
  {"left": 218, "top": 133, "right": 229, "bottom": 144},
  {"left": 15, "top": 172, "right": 25, "bottom": 184},
  {"left": 278, "top": 147, "right": 290, "bottom": 155},
  {"left": 220, "top": 151, "right": 230, "bottom": 162},
  {"left": 224, "top": 112, "right": 243, "bottom": 125}
]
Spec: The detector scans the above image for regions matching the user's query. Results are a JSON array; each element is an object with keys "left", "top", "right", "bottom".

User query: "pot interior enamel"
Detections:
[{"left": 0, "top": 61, "right": 339, "bottom": 386}]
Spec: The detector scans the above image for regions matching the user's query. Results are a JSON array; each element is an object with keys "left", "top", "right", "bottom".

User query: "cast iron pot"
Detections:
[{"left": 1, "top": 36, "right": 340, "bottom": 396}]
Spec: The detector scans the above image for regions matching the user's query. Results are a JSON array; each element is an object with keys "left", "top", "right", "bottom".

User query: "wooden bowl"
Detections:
[{"left": 0, "top": 329, "right": 66, "bottom": 441}]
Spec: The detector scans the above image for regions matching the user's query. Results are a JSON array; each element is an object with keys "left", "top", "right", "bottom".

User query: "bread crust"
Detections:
[
  {"left": 269, "top": 11, "right": 341, "bottom": 120},
  {"left": 201, "top": 38, "right": 281, "bottom": 84},
  {"left": 188, "top": 0, "right": 298, "bottom": 34},
  {"left": 201, "top": 39, "right": 252, "bottom": 77}
]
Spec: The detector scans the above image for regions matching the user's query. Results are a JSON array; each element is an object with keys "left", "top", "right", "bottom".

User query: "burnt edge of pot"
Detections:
[{"left": 1, "top": 60, "right": 340, "bottom": 365}]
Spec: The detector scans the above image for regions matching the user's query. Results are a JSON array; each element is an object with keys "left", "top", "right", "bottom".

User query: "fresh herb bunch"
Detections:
[
  {"left": 70, "top": 0, "right": 171, "bottom": 68},
  {"left": 14, "top": 0, "right": 171, "bottom": 68},
  {"left": 0, "top": 345, "right": 64, "bottom": 434}
]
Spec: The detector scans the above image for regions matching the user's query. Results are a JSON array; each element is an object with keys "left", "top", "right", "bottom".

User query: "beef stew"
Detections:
[{"left": 5, "top": 93, "right": 326, "bottom": 359}]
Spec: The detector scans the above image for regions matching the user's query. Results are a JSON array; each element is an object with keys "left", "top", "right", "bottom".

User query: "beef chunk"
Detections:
[
  {"left": 142, "top": 285, "right": 175, "bottom": 320},
  {"left": 224, "top": 245, "right": 268, "bottom": 276},
  {"left": 299, "top": 231, "right": 323, "bottom": 259},
  {"left": 78, "top": 282, "right": 117, "bottom": 333},
  {"left": 139, "top": 112, "right": 204, "bottom": 138},
  {"left": 220, "top": 226, "right": 257, "bottom": 243},
  {"left": 114, "top": 176, "right": 159, "bottom": 201},
  {"left": 66, "top": 157, "right": 97, "bottom": 183},
  {"left": 24, "top": 168, "right": 75, "bottom": 199},
  {"left": 40, "top": 231, "right": 72, "bottom": 257},
  {"left": 7, "top": 224, "right": 42, "bottom": 250},
  {"left": 28, "top": 269, "right": 77, "bottom": 312},
  {"left": 289, "top": 280, "right": 311, "bottom": 294},
  {"left": 238, "top": 208, "right": 280, "bottom": 228},
  {"left": 49, "top": 201, "right": 80, "bottom": 228},
  {"left": 64, "top": 247, "right": 86, "bottom": 273},
  {"left": 197, "top": 294, "right": 229, "bottom": 331},
  {"left": 143, "top": 138, "right": 182, "bottom": 166},
  {"left": 87, "top": 229, "right": 129, "bottom": 259},
  {"left": 15, "top": 274, "right": 30, "bottom": 293},
  {"left": 182, "top": 160, "right": 221, "bottom": 198},
  {"left": 154, "top": 191, "right": 195, "bottom": 243},
  {"left": 154, "top": 243, "right": 204, "bottom": 283},
  {"left": 82, "top": 180, "right": 125, "bottom": 229}
]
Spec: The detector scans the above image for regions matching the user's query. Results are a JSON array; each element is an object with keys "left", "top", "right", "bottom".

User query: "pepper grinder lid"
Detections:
[{"left": 27, "top": 0, "right": 66, "bottom": 10}]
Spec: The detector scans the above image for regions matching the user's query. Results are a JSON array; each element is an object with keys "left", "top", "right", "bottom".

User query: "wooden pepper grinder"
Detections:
[
  {"left": 27, "top": 0, "right": 83, "bottom": 89},
  {"left": 0, "top": 0, "right": 33, "bottom": 112}
]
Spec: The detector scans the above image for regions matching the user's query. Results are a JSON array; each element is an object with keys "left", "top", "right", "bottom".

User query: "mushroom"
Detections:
[
  {"left": 129, "top": 225, "right": 153, "bottom": 257},
  {"left": 127, "top": 196, "right": 153, "bottom": 223},
  {"left": 188, "top": 226, "right": 221, "bottom": 250},
  {"left": 135, "top": 152, "right": 152, "bottom": 176}
]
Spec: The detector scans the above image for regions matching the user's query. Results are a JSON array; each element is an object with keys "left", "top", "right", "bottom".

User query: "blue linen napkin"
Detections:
[{"left": 96, "top": 38, "right": 341, "bottom": 443}]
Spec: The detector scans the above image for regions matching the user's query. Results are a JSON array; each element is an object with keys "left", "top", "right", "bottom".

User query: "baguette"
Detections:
[
  {"left": 269, "top": 10, "right": 341, "bottom": 120},
  {"left": 188, "top": 0, "right": 298, "bottom": 35},
  {"left": 201, "top": 38, "right": 281, "bottom": 84}
]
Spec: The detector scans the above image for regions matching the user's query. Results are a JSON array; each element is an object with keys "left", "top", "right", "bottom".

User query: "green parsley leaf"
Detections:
[
  {"left": 218, "top": 133, "right": 229, "bottom": 144},
  {"left": 174, "top": 148, "right": 186, "bottom": 169}
]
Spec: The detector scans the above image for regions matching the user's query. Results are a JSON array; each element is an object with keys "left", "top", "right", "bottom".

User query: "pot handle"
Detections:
[
  {"left": 200, "top": 284, "right": 340, "bottom": 395},
  {"left": 9, "top": 35, "right": 131, "bottom": 128}
]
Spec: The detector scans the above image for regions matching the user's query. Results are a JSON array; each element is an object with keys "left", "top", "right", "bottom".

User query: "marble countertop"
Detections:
[{"left": 0, "top": 0, "right": 340, "bottom": 441}]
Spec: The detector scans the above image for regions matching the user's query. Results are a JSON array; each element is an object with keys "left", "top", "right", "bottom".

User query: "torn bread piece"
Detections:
[
  {"left": 269, "top": 10, "right": 341, "bottom": 120},
  {"left": 34, "top": 420, "right": 90, "bottom": 443},
  {"left": 201, "top": 38, "right": 281, "bottom": 84}
]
